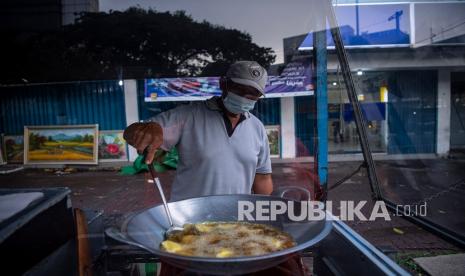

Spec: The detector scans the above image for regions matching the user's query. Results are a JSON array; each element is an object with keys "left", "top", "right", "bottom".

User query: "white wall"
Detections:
[
  {"left": 280, "top": 97, "right": 296, "bottom": 158},
  {"left": 326, "top": 47, "right": 465, "bottom": 72},
  {"left": 437, "top": 70, "right": 451, "bottom": 155},
  {"left": 123, "top": 79, "right": 139, "bottom": 161}
]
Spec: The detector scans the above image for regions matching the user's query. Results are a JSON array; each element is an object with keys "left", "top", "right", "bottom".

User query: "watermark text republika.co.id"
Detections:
[{"left": 237, "top": 200, "right": 427, "bottom": 222}]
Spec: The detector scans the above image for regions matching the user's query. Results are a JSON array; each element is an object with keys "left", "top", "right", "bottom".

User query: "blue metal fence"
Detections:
[
  {"left": 0, "top": 80, "right": 126, "bottom": 135},
  {"left": 1, "top": 73, "right": 438, "bottom": 156},
  {"left": 295, "top": 95, "right": 316, "bottom": 157},
  {"left": 251, "top": 98, "right": 281, "bottom": 125}
]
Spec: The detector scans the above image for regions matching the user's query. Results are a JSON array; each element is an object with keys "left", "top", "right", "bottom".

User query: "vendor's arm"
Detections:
[
  {"left": 252, "top": 173, "right": 273, "bottom": 195},
  {"left": 124, "top": 104, "right": 190, "bottom": 164},
  {"left": 123, "top": 122, "right": 163, "bottom": 163}
]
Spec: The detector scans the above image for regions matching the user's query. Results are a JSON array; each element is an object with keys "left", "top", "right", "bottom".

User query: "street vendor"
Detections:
[{"left": 123, "top": 61, "right": 273, "bottom": 201}]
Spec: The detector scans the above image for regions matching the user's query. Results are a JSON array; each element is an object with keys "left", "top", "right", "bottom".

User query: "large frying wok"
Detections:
[{"left": 106, "top": 194, "right": 332, "bottom": 275}]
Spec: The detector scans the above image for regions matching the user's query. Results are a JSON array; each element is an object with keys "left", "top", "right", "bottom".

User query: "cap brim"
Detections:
[{"left": 230, "top": 78, "right": 266, "bottom": 97}]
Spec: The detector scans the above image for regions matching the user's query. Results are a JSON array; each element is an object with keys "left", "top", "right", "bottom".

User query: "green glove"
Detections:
[{"left": 120, "top": 148, "right": 178, "bottom": 175}]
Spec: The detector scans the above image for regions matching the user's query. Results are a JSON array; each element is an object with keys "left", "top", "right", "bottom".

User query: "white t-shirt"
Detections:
[{"left": 150, "top": 96, "right": 272, "bottom": 201}]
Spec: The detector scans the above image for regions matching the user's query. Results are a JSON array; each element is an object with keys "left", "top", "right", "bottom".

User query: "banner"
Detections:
[
  {"left": 145, "top": 77, "right": 221, "bottom": 102},
  {"left": 144, "top": 60, "right": 313, "bottom": 102},
  {"left": 265, "top": 58, "right": 314, "bottom": 98}
]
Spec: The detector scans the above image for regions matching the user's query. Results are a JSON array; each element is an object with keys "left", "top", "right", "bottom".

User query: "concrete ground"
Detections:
[
  {"left": 1, "top": 158, "right": 464, "bottom": 274},
  {"left": 413, "top": 253, "right": 465, "bottom": 276}
]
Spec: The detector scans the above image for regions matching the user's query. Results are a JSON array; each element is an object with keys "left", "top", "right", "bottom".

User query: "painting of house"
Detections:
[{"left": 4, "top": 135, "right": 24, "bottom": 164}]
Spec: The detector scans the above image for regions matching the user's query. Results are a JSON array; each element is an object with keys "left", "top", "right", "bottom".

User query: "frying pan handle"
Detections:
[
  {"left": 105, "top": 227, "right": 154, "bottom": 253},
  {"left": 278, "top": 186, "right": 312, "bottom": 201}
]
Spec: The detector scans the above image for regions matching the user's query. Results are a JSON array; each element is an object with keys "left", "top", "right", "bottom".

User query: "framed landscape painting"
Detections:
[
  {"left": 24, "top": 125, "right": 98, "bottom": 165},
  {"left": 4, "top": 135, "right": 24, "bottom": 164},
  {"left": 265, "top": 125, "right": 281, "bottom": 158},
  {"left": 98, "top": 130, "right": 128, "bottom": 162}
]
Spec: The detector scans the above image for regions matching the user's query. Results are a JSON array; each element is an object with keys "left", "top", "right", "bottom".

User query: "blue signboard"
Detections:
[
  {"left": 344, "top": 102, "right": 386, "bottom": 122},
  {"left": 299, "top": 4, "right": 410, "bottom": 49}
]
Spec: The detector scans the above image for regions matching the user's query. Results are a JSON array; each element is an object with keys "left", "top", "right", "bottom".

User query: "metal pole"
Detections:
[
  {"left": 313, "top": 4, "right": 328, "bottom": 201},
  {"left": 325, "top": 0, "right": 382, "bottom": 199},
  {"left": 355, "top": 0, "right": 360, "bottom": 36},
  {"left": 314, "top": 31, "right": 329, "bottom": 201}
]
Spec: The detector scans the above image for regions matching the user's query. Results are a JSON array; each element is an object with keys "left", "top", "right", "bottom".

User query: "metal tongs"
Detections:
[{"left": 145, "top": 152, "right": 184, "bottom": 237}]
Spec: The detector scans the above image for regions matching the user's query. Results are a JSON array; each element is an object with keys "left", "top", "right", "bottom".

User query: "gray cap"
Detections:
[{"left": 226, "top": 61, "right": 268, "bottom": 96}]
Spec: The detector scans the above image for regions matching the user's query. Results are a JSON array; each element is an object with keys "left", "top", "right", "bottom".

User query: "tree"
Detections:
[
  {"left": 0, "top": 8, "right": 275, "bottom": 83},
  {"left": 28, "top": 133, "right": 46, "bottom": 150}
]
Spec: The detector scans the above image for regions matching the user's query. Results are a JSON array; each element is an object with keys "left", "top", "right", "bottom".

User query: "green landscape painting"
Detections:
[{"left": 25, "top": 125, "right": 98, "bottom": 164}]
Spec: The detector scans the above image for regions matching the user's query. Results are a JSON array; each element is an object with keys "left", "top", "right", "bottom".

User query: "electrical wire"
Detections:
[
  {"left": 415, "top": 18, "right": 465, "bottom": 45},
  {"left": 328, "top": 162, "right": 366, "bottom": 191}
]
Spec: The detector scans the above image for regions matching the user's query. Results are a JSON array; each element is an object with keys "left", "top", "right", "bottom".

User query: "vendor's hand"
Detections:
[{"left": 123, "top": 122, "right": 163, "bottom": 164}]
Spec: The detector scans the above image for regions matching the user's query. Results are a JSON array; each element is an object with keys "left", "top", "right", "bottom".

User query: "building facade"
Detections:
[
  {"left": 62, "top": 0, "right": 99, "bottom": 25},
  {"left": 0, "top": 0, "right": 98, "bottom": 32}
]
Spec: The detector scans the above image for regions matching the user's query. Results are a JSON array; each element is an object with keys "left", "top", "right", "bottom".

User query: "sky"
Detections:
[
  {"left": 99, "top": 1, "right": 415, "bottom": 64},
  {"left": 100, "top": 0, "right": 317, "bottom": 64}
]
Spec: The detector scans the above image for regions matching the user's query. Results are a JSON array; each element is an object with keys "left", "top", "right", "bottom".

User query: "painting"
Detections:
[
  {"left": 265, "top": 125, "right": 280, "bottom": 158},
  {"left": 3, "top": 135, "right": 24, "bottom": 164},
  {"left": 24, "top": 125, "right": 98, "bottom": 164},
  {"left": 98, "top": 130, "right": 128, "bottom": 162}
]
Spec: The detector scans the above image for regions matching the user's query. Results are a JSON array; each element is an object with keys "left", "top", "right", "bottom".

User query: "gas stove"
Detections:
[{"left": 102, "top": 242, "right": 312, "bottom": 275}]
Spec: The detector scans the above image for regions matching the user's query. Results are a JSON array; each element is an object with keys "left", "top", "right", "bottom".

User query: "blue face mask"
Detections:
[{"left": 223, "top": 92, "right": 257, "bottom": 114}]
